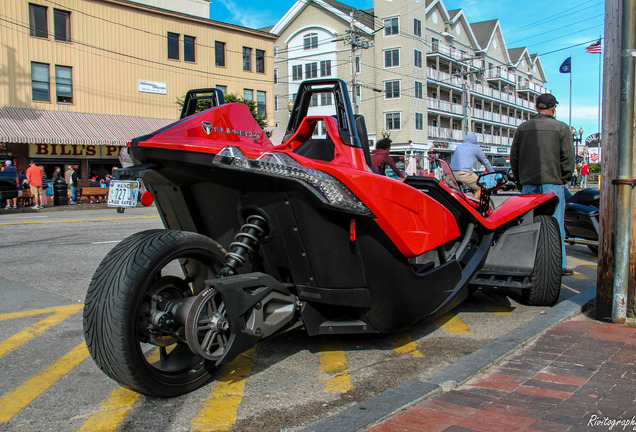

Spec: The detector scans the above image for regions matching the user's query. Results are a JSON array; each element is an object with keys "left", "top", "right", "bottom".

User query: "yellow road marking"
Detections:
[
  {"left": 191, "top": 347, "right": 258, "bottom": 432},
  {"left": 0, "top": 304, "right": 83, "bottom": 359},
  {"left": 76, "top": 387, "right": 141, "bottom": 432},
  {"left": 568, "top": 256, "right": 597, "bottom": 269},
  {"left": 390, "top": 331, "right": 424, "bottom": 358},
  {"left": 0, "top": 215, "right": 159, "bottom": 226},
  {"left": 433, "top": 312, "right": 474, "bottom": 335},
  {"left": 319, "top": 337, "right": 353, "bottom": 393},
  {"left": 0, "top": 342, "right": 90, "bottom": 423}
]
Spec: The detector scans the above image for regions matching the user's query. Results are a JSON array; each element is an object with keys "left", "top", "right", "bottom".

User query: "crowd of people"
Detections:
[{"left": 1, "top": 162, "right": 115, "bottom": 210}]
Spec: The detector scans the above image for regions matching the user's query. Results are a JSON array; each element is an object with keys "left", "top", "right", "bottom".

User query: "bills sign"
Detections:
[{"left": 30, "top": 144, "right": 124, "bottom": 159}]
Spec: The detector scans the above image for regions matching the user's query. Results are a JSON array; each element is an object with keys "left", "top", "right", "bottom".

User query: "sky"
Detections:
[{"left": 213, "top": 0, "right": 605, "bottom": 142}]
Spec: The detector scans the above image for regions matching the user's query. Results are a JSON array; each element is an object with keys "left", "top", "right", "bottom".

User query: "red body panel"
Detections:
[{"left": 135, "top": 107, "right": 549, "bottom": 258}]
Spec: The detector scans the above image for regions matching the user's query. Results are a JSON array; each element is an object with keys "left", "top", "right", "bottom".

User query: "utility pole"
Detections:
[
  {"left": 344, "top": 10, "right": 373, "bottom": 114},
  {"left": 455, "top": 61, "right": 481, "bottom": 134},
  {"left": 597, "top": 0, "right": 635, "bottom": 322}
]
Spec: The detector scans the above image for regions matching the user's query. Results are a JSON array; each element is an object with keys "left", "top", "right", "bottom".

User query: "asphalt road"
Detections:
[{"left": 0, "top": 204, "right": 598, "bottom": 432}]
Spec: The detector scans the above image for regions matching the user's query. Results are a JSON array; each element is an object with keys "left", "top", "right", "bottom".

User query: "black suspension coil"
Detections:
[{"left": 220, "top": 214, "right": 267, "bottom": 276}]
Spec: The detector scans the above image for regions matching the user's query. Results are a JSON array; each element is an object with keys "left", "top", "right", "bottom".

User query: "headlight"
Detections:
[{"left": 212, "top": 147, "right": 371, "bottom": 216}]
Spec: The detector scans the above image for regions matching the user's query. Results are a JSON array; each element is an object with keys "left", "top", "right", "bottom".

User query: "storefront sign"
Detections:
[
  {"left": 139, "top": 80, "right": 167, "bottom": 95},
  {"left": 29, "top": 144, "right": 124, "bottom": 159},
  {"left": 432, "top": 141, "right": 449, "bottom": 149},
  {"left": 496, "top": 147, "right": 509, "bottom": 154},
  {"left": 480, "top": 145, "right": 492, "bottom": 153}
]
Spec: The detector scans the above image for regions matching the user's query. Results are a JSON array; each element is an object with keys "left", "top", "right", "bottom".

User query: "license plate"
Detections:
[{"left": 108, "top": 180, "right": 140, "bottom": 208}]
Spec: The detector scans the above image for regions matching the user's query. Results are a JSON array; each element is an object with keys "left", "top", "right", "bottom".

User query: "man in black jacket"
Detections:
[{"left": 511, "top": 93, "right": 575, "bottom": 275}]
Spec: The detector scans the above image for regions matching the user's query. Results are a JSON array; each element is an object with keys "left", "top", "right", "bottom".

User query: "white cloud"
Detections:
[{"left": 216, "top": 0, "right": 273, "bottom": 29}]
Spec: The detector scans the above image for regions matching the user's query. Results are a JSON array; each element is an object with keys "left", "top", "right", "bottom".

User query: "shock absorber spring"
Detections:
[{"left": 220, "top": 214, "right": 267, "bottom": 276}]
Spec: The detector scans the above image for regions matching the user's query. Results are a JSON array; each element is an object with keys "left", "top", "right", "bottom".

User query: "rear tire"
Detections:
[
  {"left": 523, "top": 215, "right": 562, "bottom": 306},
  {"left": 83, "top": 229, "right": 226, "bottom": 397}
]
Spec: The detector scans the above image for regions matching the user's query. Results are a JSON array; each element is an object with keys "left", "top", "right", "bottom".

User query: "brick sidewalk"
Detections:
[{"left": 368, "top": 316, "right": 636, "bottom": 432}]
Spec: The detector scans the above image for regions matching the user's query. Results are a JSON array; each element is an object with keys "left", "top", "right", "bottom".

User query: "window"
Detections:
[
  {"left": 244, "top": 89, "right": 253, "bottom": 101},
  {"left": 452, "top": 123, "right": 460, "bottom": 130},
  {"left": 243, "top": 47, "right": 252, "bottom": 71},
  {"left": 216, "top": 85, "right": 227, "bottom": 94},
  {"left": 385, "top": 80, "right": 400, "bottom": 99},
  {"left": 274, "top": 94, "right": 279, "bottom": 111},
  {"left": 320, "top": 93, "right": 332, "bottom": 106},
  {"left": 54, "top": 9, "right": 70, "bottom": 41},
  {"left": 415, "top": 113, "right": 424, "bottom": 130},
  {"left": 432, "top": 119, "right": 438, "bottom": 127},
  {"left": 29, "top": 4, "right": 48, "bottom": 38},
  {"left": 414, "top": 49, "right": 422, "bottom": 68},
  {"left": 431, "top": 38, "right": 439, "bottom": 52},
  {"left": 305, "top": 62, "right": 318, "bottom": 79},
  {"left": 320, "top": 60, "right": 331, "bottom": 77},
  {"left": 257, "top": 91, "right": 266, "bottom": 117},
  {"left": 384, "top": 49, "right": 399, "bottom": 68},
  {"left": 304, "top": 33, "right": 318, "bottom": 49},
  {"left": 386, "top": 112, "right": 401, "bottom": 130},
  {"left": 475, "top": 102, "right": 482, "bottom": 110},
  {"left": 292, "top": 65, "right": 302, "bottom": 81},
  {"left": 384, "top": 17, "right": 398, "bottom": 36},
  {"left": 431, "top": 91, "right": 437, "bottom": 99},
  {"left": 184, "top": 36, "right": 196, "bottom": 62},
  {"left": 310, "top": 94, "right": 319, "bottom": 107},
  {"left": 168, "top": 32, "right": 179, "bottom": 60},
  {"left": 414, "top": 81, "right": 423, "bottom": 99},
  {"left": 413, "top": 18, "right": 422, "bottom": 37},
  {"left": 55, "top": 65, "right": 72, "bottom": 103},
  {"left": 256, "top": 49, "right": 265, "bottom": 73},
  {"left": 31, "top": 62, "right": 49, "bottom": 101},
  {"left": 355, "top": 55, "right": 361, "bottom": 73},
  {"left": 274, "top": 68, "right": 278, "bottom": 84},
  {"left": 215, "top": 41, "right": 225, "bottom": 67},
  {"left": 273, "top": 46, "right": 279, "bottom": 57}
]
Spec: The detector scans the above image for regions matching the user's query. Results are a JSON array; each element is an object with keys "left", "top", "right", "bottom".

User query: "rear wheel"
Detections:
[
  {"left": 523, "top": 215, "right": 562, "bottom": 306},
  {"left": 83, "top": 229, "right": 226, "bottom": 397}
]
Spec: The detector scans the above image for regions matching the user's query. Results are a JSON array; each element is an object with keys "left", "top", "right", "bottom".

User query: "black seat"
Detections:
[{"left": 293, "top": 137, "right": 335, "bottom": 162}]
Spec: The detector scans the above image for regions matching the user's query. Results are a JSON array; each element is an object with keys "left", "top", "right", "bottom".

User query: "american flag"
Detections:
[{"left": 585, "top": 39, "right": 602, "bottom": 54}]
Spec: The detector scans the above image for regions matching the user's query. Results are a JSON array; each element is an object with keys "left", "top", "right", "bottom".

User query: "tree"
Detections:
[{"left": 175, "top": 92, "right": 270, "bottom": 136}]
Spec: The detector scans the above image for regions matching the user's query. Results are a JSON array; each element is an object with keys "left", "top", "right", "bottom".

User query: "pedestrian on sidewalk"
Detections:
[
  {"left": 26, "top": 160, "right": 43, "bottom": 209},
  {"left": 571, "top": 165, "right": 578, "bottom": 187},
  {"left": 68, "top": 166, "right": 78, "bottom": 204},
  {"left": 40, "top": 165, "right": 49, "bottom": 208},
  {"left": 511, "top": 93, "right": 575, "bottom": 276},
  {"left": 2, "top": 160, "right": 19, "bottom": 209},
  {"left": 580, "top": 162, "right": 590, "bottom": 188}
]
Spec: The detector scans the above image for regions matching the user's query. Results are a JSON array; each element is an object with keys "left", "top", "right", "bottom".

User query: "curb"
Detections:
[{"left": 301, "top": 287, "right": 597, "bottom": 432}]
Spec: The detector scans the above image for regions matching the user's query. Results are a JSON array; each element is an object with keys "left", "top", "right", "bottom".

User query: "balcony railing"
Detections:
[
  {"left": 427, "top": 98, "right": 463, "bottom": 115},
  {"left": 428, "top": 43, "right": 468, "bottom": 62},
  {"left": 486, "top": 68, "right": 515, "bottom": 84},
  {"left": 518, "top": 81, "right": 544, "bottom": 94}
]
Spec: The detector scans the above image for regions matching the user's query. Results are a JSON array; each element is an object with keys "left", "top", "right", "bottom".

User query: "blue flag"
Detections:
[{"left": 559, "top": 57, "right": 571, "bottom": 73}]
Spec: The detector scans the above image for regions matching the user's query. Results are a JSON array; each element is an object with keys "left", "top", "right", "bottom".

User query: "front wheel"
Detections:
[
  {"left": 522, "top": 215, "right": 562, "bottom": 306},
  {"left": 83, "top": 229, "right": 227, "bottom": 397}
]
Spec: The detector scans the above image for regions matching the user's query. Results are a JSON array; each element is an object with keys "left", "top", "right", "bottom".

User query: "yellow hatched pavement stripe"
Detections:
[
  {"left": 391, "top": 331, "right": 424, "bottom": 358},
  {"left": 0, "top": 342, "right": 90, "bottom": 423},
  {"left": 0, "top": 304, "right": 83, "bottom": 321},
  {"left": 319, "top": 337, "right": 353, "bottom": 394},
  {"left": 568, "top": 256, "right": 597, "bottom": 269},
  {"left": 0, "top": 305, "right": 83, "bottom": 359},
  {"left": 433, "top": 312, "right": 474, "bottom": 335},
  {"left": 76, "top": 387, "right": 141, "bottom": 432},
  {"left": 191, "top": 347, "right": 258, "bottom": 432}
]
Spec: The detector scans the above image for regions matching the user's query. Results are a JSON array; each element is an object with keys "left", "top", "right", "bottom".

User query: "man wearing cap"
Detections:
[
  {"left": 511, "top": 93, "right": 575, "bottom": 276},
  {"left": 26, "top": 160, "right": 44, "bottom": 209}
]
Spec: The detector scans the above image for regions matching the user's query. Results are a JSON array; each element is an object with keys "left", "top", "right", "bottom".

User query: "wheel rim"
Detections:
[{"left": 133, "top": 248, "right": 223, "bottom": 384}]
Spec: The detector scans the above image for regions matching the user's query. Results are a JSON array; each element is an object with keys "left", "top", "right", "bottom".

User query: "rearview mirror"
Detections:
[{"left": 477, "top": 172, "right": 504, "bottom": 189}]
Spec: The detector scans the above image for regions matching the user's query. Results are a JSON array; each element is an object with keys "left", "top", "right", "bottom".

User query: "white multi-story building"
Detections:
[{"left": 271, "top": 0, "right": 548, "bottom": 169}]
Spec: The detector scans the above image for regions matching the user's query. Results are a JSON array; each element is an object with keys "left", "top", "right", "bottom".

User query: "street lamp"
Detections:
[
  {"left": 571, "top": 127, "right": 583, "bottom": 163},
  {"left": 381, "top": 129, "right": 391, "bottom": 139}
]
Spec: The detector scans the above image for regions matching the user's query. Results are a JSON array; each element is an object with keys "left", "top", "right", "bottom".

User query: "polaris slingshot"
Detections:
[{"left": 83, "top": 79, "right": 563, "bottom": 397}]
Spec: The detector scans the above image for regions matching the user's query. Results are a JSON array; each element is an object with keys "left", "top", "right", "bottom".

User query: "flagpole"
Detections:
[
  {"left": 569, "top": 50, "right": 572, "bottom": 130},
  {"left": 597, "top": 33, "right": 602, "bottom": 138}
]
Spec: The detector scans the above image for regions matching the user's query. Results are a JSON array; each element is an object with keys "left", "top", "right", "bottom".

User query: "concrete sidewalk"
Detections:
[{"left": 367, "top": 315, "right": 636, "bottom": 432}]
